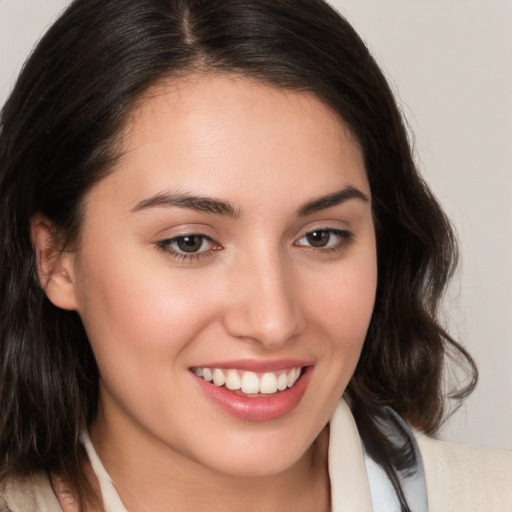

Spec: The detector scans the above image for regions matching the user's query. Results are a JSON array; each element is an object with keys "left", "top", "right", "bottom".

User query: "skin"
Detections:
[{"left": 37, "top": 74, "right": 377, "bottom": 511}]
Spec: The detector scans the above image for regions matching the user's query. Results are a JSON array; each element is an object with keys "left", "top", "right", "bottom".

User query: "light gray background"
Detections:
[{"left": 1, "top": 0, "right": 510, "bottom": 450}]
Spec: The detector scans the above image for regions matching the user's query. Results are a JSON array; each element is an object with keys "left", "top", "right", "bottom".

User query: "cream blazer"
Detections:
[{"left": 1, "top": 399, "right": 511, "bottom": 511}]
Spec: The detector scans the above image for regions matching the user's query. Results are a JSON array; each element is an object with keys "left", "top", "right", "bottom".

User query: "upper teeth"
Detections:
[{"left": 193, "top": 367, "right": 302, "bottom": 395}]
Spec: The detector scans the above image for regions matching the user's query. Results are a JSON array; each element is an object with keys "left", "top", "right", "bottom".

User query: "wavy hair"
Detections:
[{"left": 0, "top": 0, "right": 476, "bottom": 508}]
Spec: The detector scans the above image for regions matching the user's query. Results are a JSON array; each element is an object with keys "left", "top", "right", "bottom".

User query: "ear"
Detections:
[{"left": 31, "top": 214, "right": 78, "bottom": 311}]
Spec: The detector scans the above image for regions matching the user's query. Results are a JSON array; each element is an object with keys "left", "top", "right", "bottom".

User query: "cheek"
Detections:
[
  {"left": 312, "top": 259, "right": 377, "bottom": 331},
  {"left": 73, "top": 243, "right": 219, "bottom": 373},
  {"left": 303, "top": 250, "right": 377, "bottom": 371}
]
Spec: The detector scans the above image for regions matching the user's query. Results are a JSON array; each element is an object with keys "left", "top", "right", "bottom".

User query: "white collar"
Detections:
[
  {"left": 80, "top": 432, "right": 129, "bottom": 512},
  {"left": 328, "top": 399, "right": 374, "bottom": 511}
]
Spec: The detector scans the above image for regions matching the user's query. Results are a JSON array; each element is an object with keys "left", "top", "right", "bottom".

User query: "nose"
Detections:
[{"left": 222, "top": 250, "right": 305, "bottom": 348}]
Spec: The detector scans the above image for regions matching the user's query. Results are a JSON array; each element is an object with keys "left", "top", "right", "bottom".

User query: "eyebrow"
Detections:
[
  {"left": 296, "top": 186, "right": 369, "bottom": 216},
  {"left": 131, "top": 191, "right": 241, "bottom": 218},
  {"left": 131, "top": 185, "right": 368, "bottom": 218}
]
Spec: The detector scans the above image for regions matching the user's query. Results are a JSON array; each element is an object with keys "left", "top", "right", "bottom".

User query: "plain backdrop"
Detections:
[{"left": 1, "top": 0, "right": 511, "bottom": 450}]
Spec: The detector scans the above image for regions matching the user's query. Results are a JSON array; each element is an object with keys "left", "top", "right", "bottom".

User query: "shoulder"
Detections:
[
  {"left": 415, "top": 433, "right": 512, "bottom": 511},
  {"left": 0, "top": 471, "right": 63, "bottom": 512}
]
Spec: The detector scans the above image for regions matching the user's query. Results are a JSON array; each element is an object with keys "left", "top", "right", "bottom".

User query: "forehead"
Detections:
[{"left": 90, "top": 73, "right": 368, "bottom": 214}]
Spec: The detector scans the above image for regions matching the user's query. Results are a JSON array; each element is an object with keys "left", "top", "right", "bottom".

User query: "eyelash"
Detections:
[
  {"left": 157, "top": 228, "right": 354, "bottom": 262},
  {"left": 295, "top": 228, "right": 354, "bottom": 253}
]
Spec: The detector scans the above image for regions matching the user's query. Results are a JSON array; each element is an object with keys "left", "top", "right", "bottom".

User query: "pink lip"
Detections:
[{"left": 192, "top": 365, "right": 313, "bottom": 422}]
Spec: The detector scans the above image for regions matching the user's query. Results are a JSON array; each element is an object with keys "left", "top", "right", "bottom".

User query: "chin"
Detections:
[
  {"left": 207, "top": 455, "right": 301, "bottom": 479},
  {"left": 194, "top": 433, "right": 315, "bottom": 479}
]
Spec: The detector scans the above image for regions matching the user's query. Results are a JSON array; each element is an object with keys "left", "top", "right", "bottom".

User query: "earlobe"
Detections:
[{"left": 31, "top": 215, "right": 78, "bottom": 311}]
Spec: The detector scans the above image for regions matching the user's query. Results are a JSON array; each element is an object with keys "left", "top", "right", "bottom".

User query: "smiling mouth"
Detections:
[{"left": 190, "top": 367, "right": 303, "bottom": 396}]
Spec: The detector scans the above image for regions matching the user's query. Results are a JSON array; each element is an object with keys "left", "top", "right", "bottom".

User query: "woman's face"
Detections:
[{"left": 68, "top": 75, "right": 377, "bottom": 477}]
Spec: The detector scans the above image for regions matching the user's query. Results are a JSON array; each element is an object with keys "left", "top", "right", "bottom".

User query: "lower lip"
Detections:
[{"left": 193, "top": 366, "right": 313, "bottom": 422}]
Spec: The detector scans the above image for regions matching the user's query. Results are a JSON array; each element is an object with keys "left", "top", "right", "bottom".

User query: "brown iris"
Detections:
[
  {"left": 305, "top": 230, "right": 331, "bottom": 247},
  {"left": 176, "top": 235, "right": 204, "bottom": 253}
]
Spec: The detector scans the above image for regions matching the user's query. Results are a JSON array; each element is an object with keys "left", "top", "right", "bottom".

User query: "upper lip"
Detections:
[{"left": 190, "top": 359, "right": 313, "bottom": 373}]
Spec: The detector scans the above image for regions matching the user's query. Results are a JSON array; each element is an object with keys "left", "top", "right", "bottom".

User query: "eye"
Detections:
[
  {"left": 171, "top": 235, "right": 211, "bottom": 253},
  {"left": 295, "top": 228, "right": 353, "bottom": 250},
  {"left": 157, "top": 233, "right": 220, "bottom": 261}
]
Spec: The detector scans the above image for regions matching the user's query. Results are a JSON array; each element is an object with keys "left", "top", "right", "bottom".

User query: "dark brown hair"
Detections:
[{"left": 0, "top": 0, "right": 476, "bottom": 508}]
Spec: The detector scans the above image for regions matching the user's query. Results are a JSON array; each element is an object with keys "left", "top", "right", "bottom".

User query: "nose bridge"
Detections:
[{"left": 224, "top": 245, "right": 303, "bottom": 347}]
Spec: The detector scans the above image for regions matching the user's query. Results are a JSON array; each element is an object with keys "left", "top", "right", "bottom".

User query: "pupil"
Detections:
[
  {"left": 177, "top": 236, "right": 203, "bottom": 253},
  {"left": 307, "top": 231, "right": 329, "bottom": 247}
]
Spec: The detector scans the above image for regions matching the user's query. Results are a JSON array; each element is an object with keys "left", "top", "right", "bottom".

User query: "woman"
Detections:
[{"left": 0, "top": 0, "right": 510, "bottom": 510}]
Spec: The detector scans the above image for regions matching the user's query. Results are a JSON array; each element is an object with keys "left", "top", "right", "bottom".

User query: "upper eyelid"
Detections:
[
  {"left": 157, "top": 225, "right": 352, "bottom": 250},
  {"left": 293, "top": 218, "right": 351, "bottom": 234},
  {"left": 165, "top": 232, "right": 214, "bottom": 240},
  {"left": 161, "top": 233, "right": 217, "bottom": 247},
  {"left": 158, "top": 227, "right": 351, "bottom": 243},
  {"left": 295, "top": 226, "right": 352, "bottom": 239},
  {"left": 156, "top": 227, "right": 219, "bottom": 244},
  {"left": 156, "top": 224, "right": 215, "bottom": 237},
  {"left": 295, "top": 227, "right": 352, "bottom": 242}
]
